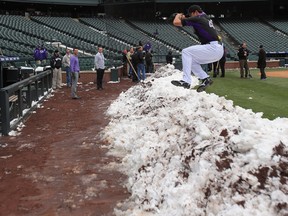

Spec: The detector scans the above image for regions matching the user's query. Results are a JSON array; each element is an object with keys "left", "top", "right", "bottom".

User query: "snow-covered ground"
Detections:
[{"left": 102, "top": 65, "right": 288, "bottom": 216}]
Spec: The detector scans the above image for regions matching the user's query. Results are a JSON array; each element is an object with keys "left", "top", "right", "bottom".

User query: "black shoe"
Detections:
[
  {"left": 171, "top": 80, "right": 190, "bottom": 89},
  {"left": 197, "top": 77, "right": 213, "bottom": 92},
  {"left": 72, "top": 96, "right": 81, "bottom": 99}
]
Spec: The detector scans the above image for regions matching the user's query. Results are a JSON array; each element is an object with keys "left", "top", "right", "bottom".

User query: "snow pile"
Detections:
[{"left": 102, "top": 65, "right": 288, "bottom": 216}]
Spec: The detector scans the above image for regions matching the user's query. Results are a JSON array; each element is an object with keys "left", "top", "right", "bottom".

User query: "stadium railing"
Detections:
[{"left": 0, "top": 67, "right": 52, "bottom": 135}]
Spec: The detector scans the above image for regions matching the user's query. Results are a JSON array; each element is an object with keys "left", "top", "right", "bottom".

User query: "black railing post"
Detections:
[
  {"left": 40, "top": 77, "right": 44, "bottom": 96},
  {"left": 35, "top": 79, "right": 39, "bottom": 101},
  {"left": 18, "top": 89, "right": 23, "bottom": 117},
  {"left": 26, "top": 84, "right": 32, "bottom": 108},
  {"left": 0, "top": 90, "right": 10, "bottom": 135}
]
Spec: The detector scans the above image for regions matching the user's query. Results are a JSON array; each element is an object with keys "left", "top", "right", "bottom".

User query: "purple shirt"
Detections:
[
  {"left": 182, "top": 13, "right": 219, "bottom": 44},
  {"left": 70, "top": 55, "right": 80, "bottom": 72},
  {"left": 34, "top": 48, "right": 41, "bottom": 60},
  {"left": 39, "top": 48, "right": 48, "bottom": 60}
]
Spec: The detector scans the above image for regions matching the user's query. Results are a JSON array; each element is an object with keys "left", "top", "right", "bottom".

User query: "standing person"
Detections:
[
  {"left": 126, "top": 47, "right": 134, "bottom": 78},
  {"left": 218, "top": 46, "right": 227, "bottom": 77},
  {"left": 62, "top": 49, "right": 71, "bottom": 87},
  {"left": 166, "top": 51, "right": 173, "bottom": 64},
  {"left": 70, "top": 49, "right": 81, "bottom": 99},
  {"left": 145, "top": 49, "right": 153, "bottom": 73},
  {"left": 137, "top": 46, "right": 146, "bottom": 81},
  {"left": 122, "top": 49, "right": 128, "bottom": 76},
  {"left": 50, "top": 50, "right": 62, "bottom": 90},
  {"left": 213, "top": 46, "right": 227, "bottom": 78},
  {"left": 237, "top": 42, "right": 250, "bottom": 78},
  {"left": 94, "top": 47, "right": 105, "bottom": 90},
  {"left": 212, "top": 61, "right": 219, "bottom": 78},
  {"left": 257, "top": 45, "right": 267, "bottom": 80},
  {"left": 39, "top": 44, "right": 48, "bottom": 65},
  {"left": 143, "top": 42, "right": 152, "bottom": 53},
  {"left": 171, "top": 5, "right": 223, "bottom": 92},
  {"left": 34, "top": 45, "right": 41, "bottom": 65},
  {"left": 131, "top": 47, "right": 140, "bottom": 82}
]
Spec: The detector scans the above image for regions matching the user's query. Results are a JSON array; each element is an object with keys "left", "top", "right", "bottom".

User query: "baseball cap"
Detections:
[{"left": 188, "top": 5, "right": 203, "bottom": 14}]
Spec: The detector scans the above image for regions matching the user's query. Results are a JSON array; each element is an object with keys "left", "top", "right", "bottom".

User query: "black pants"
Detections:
[
  {"left": 259, "top": 67, "right": 267, "bottom": 79},
  {"left": 131, "top": 64, "right": 138, "bottom": 82},
  {"left": 96, "top": 68, "right": 105, "bottom": 89},
  {"left": 146, "top": 61, "right": 153, "bottom": 73},
  {"left": 213, "top": 60, "right": 226, "bottom": 77},
  {"left": 219, "top": 59, "right": 226, "bottom": 77}
]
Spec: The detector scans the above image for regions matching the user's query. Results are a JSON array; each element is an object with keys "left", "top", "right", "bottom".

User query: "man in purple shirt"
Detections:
[
  {"left": 34, "top": 45, "right": 41, "bottom": 65},
  {"left": 171, "top": 5, "right": 223, "bottom": 92},
  {"left": 39, "top": 45, "right": 48, "bottom": 65},
  {"left": 70, "top": 49, "right": 81, "bottom": 99}
]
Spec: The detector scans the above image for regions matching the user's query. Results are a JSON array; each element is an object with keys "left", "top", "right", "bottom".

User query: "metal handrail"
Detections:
[{"left": 0, "top": 68, "right": 52, "bottom": 135}]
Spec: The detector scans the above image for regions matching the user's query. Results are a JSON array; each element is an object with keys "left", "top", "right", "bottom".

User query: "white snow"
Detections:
[{"left": 102, "top": 65, "right": 288, "bottom": 216}]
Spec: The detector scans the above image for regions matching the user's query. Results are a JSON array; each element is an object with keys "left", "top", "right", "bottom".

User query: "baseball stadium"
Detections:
[{"left": 0, "top": 0, "right": 288, "bottom": 215}]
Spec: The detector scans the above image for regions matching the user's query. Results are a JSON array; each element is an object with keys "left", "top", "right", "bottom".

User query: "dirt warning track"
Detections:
[
  {"left": 0, "top": 79, "right": 134, "bottom": 216},
  {"left": 265, "top": 71, "right": 288, "bottom": 78}
]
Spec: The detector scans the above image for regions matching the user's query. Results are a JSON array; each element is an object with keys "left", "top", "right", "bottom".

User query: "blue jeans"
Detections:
[
  {"left": 65, "top": 66, "right": 71, "bottom": 86},
  {"left": 71, "top": 72, "right": 79, "bottom": 98},
  {"left": 137, "top": 63, "right": 146, "bottom": 81},
  {"left": 129, "top": 65, "right": 133, "bottom": 76}
]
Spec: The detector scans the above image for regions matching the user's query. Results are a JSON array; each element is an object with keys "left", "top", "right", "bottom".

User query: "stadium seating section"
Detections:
[
  {"left": 0, "top": 14, "right": 287, "bottom": 68},
  {"left": 218, "top": 18, "right": 288, "bottom": 60}
]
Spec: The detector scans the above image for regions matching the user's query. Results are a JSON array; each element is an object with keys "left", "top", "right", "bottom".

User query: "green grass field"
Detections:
[{"left": 206, "top": 68, "right": 288, "bottom": 120}]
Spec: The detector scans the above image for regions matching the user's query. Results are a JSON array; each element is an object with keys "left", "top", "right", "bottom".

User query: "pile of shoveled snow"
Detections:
[{"left": 102, "top": 65, "right": 288, "bottom": 216}]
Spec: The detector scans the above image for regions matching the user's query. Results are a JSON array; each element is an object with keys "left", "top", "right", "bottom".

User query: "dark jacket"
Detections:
[
  {"left": 122, "top": 53, "right": 127, "bottom": 64},
  {"left": 166, "top": 52, "right": 173, "bottom": 64},
  {"left": 237, "top": 47, "right": 249, "bottom": 60},
  {"left": 257, "top": 48, "right": 266, "bottom": 68},
  {"left": 138, "top": 51, "right": 144, "bottom": 64},
  {"left": 145, "top": 51, "right": 152, "bottom": 64},
  {"left": 50, "top": 54, "right": 62, "bottom": 69},
  {"left": 131, "top": 51, "right": 139, "bottom": 67}
]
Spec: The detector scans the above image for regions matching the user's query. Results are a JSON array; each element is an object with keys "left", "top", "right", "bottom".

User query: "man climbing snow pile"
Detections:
[{"left": 171, "top": 5, "right": 223, "bottom": 92}]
